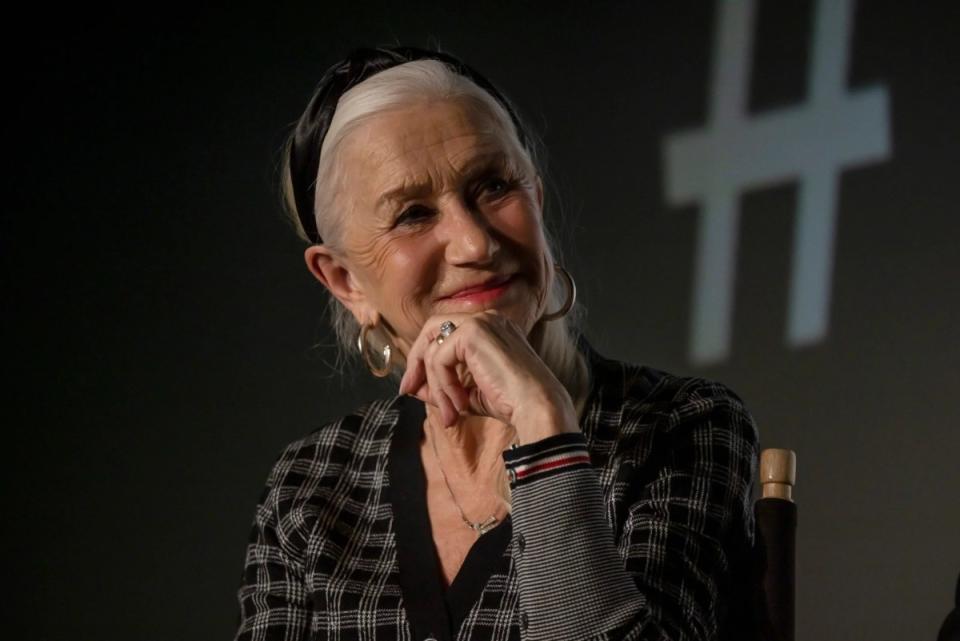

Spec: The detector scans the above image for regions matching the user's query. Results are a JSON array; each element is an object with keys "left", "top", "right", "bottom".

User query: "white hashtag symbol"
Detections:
[{"left": 662, "top": 0, "right": 891, "bottom": 364}]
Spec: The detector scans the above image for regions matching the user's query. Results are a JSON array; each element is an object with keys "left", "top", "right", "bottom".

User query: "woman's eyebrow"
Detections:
[{"left": 375, "top": 150, "right": 511, "bottom": 211}]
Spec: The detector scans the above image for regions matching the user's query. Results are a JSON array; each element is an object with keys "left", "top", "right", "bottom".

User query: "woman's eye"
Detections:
[
  {"left": 480, "top": 177, "right": 511, "bottom": 198},
  {"left": 395, "top": 205, "right": 433, "bottom": 226}
]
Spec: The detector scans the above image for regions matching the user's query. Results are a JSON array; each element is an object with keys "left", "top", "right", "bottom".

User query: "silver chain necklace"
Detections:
[{"left": 428, "top": 426, "right": 501, "bottom": 537}]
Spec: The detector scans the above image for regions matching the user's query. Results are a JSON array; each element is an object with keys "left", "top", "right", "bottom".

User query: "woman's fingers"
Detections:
[
  {"left": 427, "top": 331, "right": 475, "bottom": 415},
  {"left": 410, "top": 381, "right": 431, "bottom": 406},
  {"left": 425, "top": 336, "right": 472, "bottom": 423},
  {"left": 401, "top": 324, "right": 470, "bottom": 426},
  {"left": 399, "top": 311, "right": 535, "bottom": 425},
  {"left": 399, "top": 316, "right": 442, "bottom": 395},
  {"left": 439, "top": 319, "right": 513, "bottom": 423},
  {"left": 403, "top": 332, "right": 465, "bottom": 426},
  {"left": 416, "top": 330, "right": 457, "bottom": 426},
  {"left": 398, "top": 351, "right": 425, "bottom": 396},
  {"left": 399, "top": 313, "right": 468, "bottom": 396},
  {"left": 398, "top": 331, "right": 425, "bottom": 395}
]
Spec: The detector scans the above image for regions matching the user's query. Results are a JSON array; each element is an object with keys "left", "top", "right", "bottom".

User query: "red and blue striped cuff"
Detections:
[{"left": 502, "top": 432, "right": 592, "bottom": 487}]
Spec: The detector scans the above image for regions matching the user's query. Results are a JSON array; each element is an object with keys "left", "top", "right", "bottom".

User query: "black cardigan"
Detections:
[{"left": 234, "top": 339, "right": 759, "bottom": 640}]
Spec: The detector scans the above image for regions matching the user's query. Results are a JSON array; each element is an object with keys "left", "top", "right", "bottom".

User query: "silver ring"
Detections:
[{"left": 436, "top": 320, "right": 457, "bottom": 345}]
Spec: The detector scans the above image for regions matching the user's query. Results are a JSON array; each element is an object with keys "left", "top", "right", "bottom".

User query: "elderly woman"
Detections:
[{"left": 234, "top": 46, "right": 758, "bottom": 641}]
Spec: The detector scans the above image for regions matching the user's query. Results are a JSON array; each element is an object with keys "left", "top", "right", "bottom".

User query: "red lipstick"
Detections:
[{"left": 444, "top": 274, "right": 515, "bottom": 303}]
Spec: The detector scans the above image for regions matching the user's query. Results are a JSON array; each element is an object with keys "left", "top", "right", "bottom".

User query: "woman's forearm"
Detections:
[
  {"left": 504, "top": 433, "right": 652, "bottom": 640},
  {"left": 503, "top": 413, "right": 753, "bottom": 641}
]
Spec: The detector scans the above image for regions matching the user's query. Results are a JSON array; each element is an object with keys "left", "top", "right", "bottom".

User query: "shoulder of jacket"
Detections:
[
  {"left": 255, "top": 398, "right": 396, "bottom": 506},
  {"left": 588, "top": 354, "right": 756, "bottom": 445},
  {"left": 274, "top": 397, "right": 397, "bottom": 464},
  {"left": 250, "top": 396, "right": 400, "bottom": 560},
  {"left": 651, "top": 376, "right": 754, "bottom": 432}
]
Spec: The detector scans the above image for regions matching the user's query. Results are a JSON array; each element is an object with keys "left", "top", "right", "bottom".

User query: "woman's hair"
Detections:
[{"left": 281, "top": 46, "right": 589, "bottom": 418}]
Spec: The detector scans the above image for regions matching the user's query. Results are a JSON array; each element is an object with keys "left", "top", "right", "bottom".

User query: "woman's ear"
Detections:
[
  {"left": 304, "top": 245, "right": 372, "bottom": 322},
  {"left": 535, "top": 174, "right": 544, "bottom": 211}
]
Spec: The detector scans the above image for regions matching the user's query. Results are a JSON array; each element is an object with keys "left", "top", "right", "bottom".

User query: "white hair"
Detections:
[{"left": 282, "top": 59, "right": 589, "bottom": 418}]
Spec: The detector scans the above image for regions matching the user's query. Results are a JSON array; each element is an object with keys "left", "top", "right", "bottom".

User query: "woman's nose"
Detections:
[{"left": 440, "top": 198, "right": 500, "bottom": 265}]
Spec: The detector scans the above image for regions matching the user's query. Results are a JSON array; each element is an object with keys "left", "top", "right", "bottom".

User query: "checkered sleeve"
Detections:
[
  {"left": 234, "top": 448, "right": 311, "bottom": 641},
  {"left": 503, "top": 379, "right": 758, "bottom": 641}
]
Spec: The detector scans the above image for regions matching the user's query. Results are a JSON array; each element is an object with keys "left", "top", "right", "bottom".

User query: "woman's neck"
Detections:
[{"left": 422, "top": 406, "right": 517, "bottom": 479}]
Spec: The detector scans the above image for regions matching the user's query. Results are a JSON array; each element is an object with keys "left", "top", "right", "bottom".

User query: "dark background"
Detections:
[{"left": 6, "top": 1, "right": 958, "bottom": 639}]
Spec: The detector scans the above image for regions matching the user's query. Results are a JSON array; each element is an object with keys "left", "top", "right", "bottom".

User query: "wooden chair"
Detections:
[{"left": 754, "top": 449, "right": 797, "bottom": 641}]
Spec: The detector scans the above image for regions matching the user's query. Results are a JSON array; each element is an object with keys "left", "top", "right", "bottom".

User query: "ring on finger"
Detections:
[{"left": 435, "top": 320, "right": 457, "bottom": 345}]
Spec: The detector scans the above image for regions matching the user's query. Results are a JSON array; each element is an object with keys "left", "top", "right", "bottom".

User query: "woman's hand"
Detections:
[{"left": 397, "top": 310, "right": 579, "bottom": 443}]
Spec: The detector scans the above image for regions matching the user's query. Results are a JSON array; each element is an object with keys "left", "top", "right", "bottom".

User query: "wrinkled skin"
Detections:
[
  {"left": 304, "top": 98, "right": 578, "bottom": 446},
  {"left": 303, "top": 97, "right": 581, "bottom": 585}
]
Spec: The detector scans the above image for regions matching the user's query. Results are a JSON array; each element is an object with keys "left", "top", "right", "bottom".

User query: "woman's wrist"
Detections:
[{"left": 510, "top": 393, "right": 580, "bottom": 445}]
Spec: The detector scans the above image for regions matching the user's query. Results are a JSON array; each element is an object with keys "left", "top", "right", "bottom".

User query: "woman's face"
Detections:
[{"left": 305, "top": 98, "right": 551, "bottom": 355}]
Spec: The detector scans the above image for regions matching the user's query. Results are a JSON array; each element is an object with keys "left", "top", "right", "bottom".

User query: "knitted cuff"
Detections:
[{"left": 502, "top": 432, "right": 591, "bottom": 488}]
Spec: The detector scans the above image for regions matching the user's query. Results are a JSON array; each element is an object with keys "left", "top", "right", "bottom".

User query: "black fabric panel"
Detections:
[
  {"left": 390, "top": 394, "right": 512, "bottom": 641},
  {"left": 754, "top": 497, "right": 797, "bottom": 641}
]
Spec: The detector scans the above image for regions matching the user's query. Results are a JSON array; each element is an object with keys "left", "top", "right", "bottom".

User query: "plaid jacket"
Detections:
[{"left": 234, "top": 339, "right": 759, "bottom": 641}]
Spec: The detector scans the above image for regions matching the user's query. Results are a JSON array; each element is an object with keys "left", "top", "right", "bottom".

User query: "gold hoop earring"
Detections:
[
  {"left": 540, "top": 264, "right": 576, "bottom": 322},
  {"left": 357, "top": 323, "right": 393, "bottom": 378}
]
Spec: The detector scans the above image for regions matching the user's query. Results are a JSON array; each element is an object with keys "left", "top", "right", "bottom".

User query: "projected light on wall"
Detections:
[{"left": 662, "top": 0, "right": 891, "bottom": 365}]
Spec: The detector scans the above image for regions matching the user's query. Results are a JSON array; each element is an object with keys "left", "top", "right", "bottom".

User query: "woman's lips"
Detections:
[{"left": 445, "top": 274, "right": 516, "bottom": 302}]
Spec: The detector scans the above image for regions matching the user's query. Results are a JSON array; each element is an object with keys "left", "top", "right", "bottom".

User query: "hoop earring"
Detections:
[
  {"left": 357, "top": 323, "right": 393, "bottom": 378},
  {"left": 540, "top": 264, "right": 576, "bottom": 322}
]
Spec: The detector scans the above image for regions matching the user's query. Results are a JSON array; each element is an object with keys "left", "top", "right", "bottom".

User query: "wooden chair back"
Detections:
[{"left": 753, "top": 448, "right": 797, "bottom": 641}]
